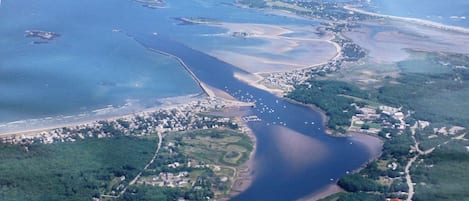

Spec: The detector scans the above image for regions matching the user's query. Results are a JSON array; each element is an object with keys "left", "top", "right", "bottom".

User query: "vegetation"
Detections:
[
  {"left": 172, "top": 129, "right": 254, "bottom": 166},
  {"left": 308, "top": 52, "right": 469, "bottom": 201},
  {"left": 0, "top": 136, "right": 157, "bottom": 201},
  {"left": 337, "top": 173, "right": 385, "bottom": 192},
  {"left": 131, "top": 128, "right": 253, "bottom": 200},
  {"left": 121, "top": 185, "right": 212, "bottom": 201},
  {"left": 237, "top": 0, "right": 371, "bottom": 22},
  {"left": 0, "top": 127, "right": 254, "bottom": 201},
  {"left": 412, "top": 141, "right": 469, "bottom": 201},
  {"left": 287, "top": 79, "right": 370, "bottom": 133},
  {"left": 319, "top": 192, "right": 385, "bottom": 201}
]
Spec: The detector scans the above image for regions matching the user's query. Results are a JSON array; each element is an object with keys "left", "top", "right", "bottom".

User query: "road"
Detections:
[
  {"left": 405, "top": 123, "right": 449, "bottom": 201},
  {"left": 118, "top": 132, "right": 163, "bottom": 196}
]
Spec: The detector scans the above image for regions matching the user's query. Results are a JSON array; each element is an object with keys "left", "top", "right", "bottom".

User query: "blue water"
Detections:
[
  {"left": 1, "top": 0, "right": 381, "bottom": 200},
  {"left": 0, "top": 0, "right": 316, "bottom": 124},
  {"left": 0, "top": 0, "right": 204, "bottom": 123},
  {"left": 366, "top": 0, "right": 469, "bottom": 28},
  {"left": 134, "top": 34, "right": 378, "bottom": 201}
]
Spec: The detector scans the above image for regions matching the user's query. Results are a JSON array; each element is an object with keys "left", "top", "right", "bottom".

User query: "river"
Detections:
[
  {"left": 132, "top": 33, "right": 382, "bottom": 201},
  {"left": 0, "top": 0, "right": 382, "bottom": 199}
]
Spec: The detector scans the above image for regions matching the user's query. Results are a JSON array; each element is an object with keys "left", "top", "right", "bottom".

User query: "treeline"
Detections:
[
  {"left": 377, "top": 71, "right": 469, "bottom": 128},
  {"left": 0, "top": 136, "right": 156, "bottom": 201},
  {"left": 288, "top": 67, "right": 469, "bottom": 133},
  {"left": 287, "top": 79, "right": 370, "bottom": 133},
  {"left": 122, "top": 184, "right": 213, "bottom": 201},
  {"left": 337, "top": 173, "right": 385, "bottom": 192},
  {"left": 412, "top": 141, "right": 469, "bottom": 201}
]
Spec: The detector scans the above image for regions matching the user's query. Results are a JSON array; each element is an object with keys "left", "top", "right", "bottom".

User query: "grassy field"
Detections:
[
  {"left": 0, "top": 136, "right": 157, "bottom": 201},
  {"left": 127, "top": 128, "right": 254, "bottom": 200},
  {"left": 395, "top": 52, "right": 450, "bottom": 74},
  {"left": 168, "top": 129, "right": 253, "bottom": 167},
  {"left": 0, "top": 127, "right": 253, "bottom": 201}
]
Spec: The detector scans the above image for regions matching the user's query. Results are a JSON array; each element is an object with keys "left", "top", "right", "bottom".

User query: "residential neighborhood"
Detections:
[{"left": 1, "top": 97, "right": 246, "bottom": 145}]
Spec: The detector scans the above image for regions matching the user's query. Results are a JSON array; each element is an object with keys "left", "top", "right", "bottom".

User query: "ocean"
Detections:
[
  {"left": 1, "top": 0, "right": 382, "bottom": 200},
  {"left": 365, "top": 0, "right": 469, "bottom": 28},
  {"left": 0, "top": 0, "right": 204, "bottom": 126},
  {"left": 0, "top": 0, "right": 315, "bottom": 127}
]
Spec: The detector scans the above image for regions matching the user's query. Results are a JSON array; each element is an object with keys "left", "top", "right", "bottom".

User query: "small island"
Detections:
[
  {"left": 173, "top": 17, "right": 217, "bottom": 25},
  {"left": 25, "top": 30, "right": 60, "bottom": 40},
  {"left": 133, "top": 0, "right": 166, "bottom": 9}
]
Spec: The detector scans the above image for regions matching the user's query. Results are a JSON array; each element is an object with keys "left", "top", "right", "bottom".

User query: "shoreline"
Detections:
[
  {"left": 6, "top": 20, "right": 377, "bottom": 201},
  {"left": 281, "top": 97, "right": 336, "bottom": 136},
  {"left": 227, "top": 118, "right": 257, "bottom": 199},
  {"left": 344, "top": 5, "right": 469, "bottom": 34},
  {"left": 238, "top": 71, "right": 385, "bottom": 200},
  {"left": 148, "top": 47, "right": 216, "bottom": 98},
  {"left": 198, "top": 21, "right": 342, "bottom": 74},
  {"left": 298, "top": 184, "right": 344, "bottom": 201},
  {"left": 0, "top": 94, "right": 208, "bottom": 137}
]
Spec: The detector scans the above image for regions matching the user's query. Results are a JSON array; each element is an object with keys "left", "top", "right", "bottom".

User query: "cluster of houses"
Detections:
[
  {"left": 349, "top": 103, "right": 467, "bottom": 142},
  {"left": 1, "top": 97, "right": 243, "bottom": 145},
  {"left": 139, "top": 172, "right": 191, "bottom": 188},
  {"left": 257, "top": 36, "right": 361, "bottom": 93},
  {"left": 258, "top": 59, "right": 343, "bottom": 93},
  {"left": 349, "top": 105, "right": 408, "bottom": 135}
]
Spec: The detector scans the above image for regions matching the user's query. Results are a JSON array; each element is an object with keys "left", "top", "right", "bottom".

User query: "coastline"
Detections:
[
  {"left": 236, "top": 66, "right": 386, "bottom": 201},
  {"left": 198, "top": 21, "right": 342, "bottom": 74},
  {"left": 4, "top": 9, "right": 382, "bottom": 201},
  {"left": 344, "top": 5, "right": 469, "bottom": 34},
  {"left": 227, "top": 118, "right": 257, "bottom": 199},
  {"left": 148, "top": 47, "right": 215, "bottom": 98},
  {"left": 0, "top": 94, "right": 205, "bottom": 136},
  {"left": 298, "top": 184, "right": 344, "bottom": 201},
  {"left": 281, "top": 97, "right": 336, "bottom": 136},
  {"left": 203, "top": 110, "right": 258, "bottom": 200},
  {"left": 0, "top": 1, "right": 399, "bottom": 200}
]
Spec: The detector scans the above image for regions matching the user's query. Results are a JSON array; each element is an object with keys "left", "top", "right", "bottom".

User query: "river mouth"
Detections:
[
  {"left": 0, "top": 0, "right": 383, "bottom": 199},
  {"left": 134, "top": 33, "right": 382, "bottom": 201}
]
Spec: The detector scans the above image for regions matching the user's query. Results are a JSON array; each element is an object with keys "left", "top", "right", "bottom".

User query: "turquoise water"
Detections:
[
  {"left": 133, "top": 33, "right": 381, "bottom": 201},
  {"left": 0, "top": 0, "right": 383, "bottom": 200},
  {"left": 366, "top": 0, "right": 469, "bottom": 28},
  {"left": 0, "top": 0, "right": 204, "bottom": 123},
  {"left": 0, "top": 0, "right": 314, "bottom": 126}
]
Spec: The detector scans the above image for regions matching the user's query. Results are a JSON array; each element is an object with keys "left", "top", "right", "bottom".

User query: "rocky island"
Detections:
[
  {"left": 133, "top": 0, "right": 166, "bottom": 9},
  {"left": 25, "top": 30, "right": 60, "bottom": 40}
]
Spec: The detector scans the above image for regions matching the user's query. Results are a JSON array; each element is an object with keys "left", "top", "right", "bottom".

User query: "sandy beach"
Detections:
[
  {"left": 344, "top": 20, "right": 469, "bottom": 64},
  {"left": 344, "top": 5, "right": 469, "bottom": 34},
  {"left": 200, "top": 22, "right": 341, "bottom": 74},
  {"left": 297, "top": 184, "right": 344, "bottom": 201},
  {"left": 0, "top": 94, "right": 207, "bottom": 137}
]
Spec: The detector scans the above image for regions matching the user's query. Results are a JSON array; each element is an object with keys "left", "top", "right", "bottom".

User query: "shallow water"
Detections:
[
  {"left": 1, "top": 0, "right": 383, "bottom": 200},
  {"left": 0, "top": 0, "right": 315, "bottom": 126},
  {"left": 0, "top": 0, "right": 203, "bottom": 124},
  {"left": 133, "top": 34, "right": 381, "bottom": 200}
]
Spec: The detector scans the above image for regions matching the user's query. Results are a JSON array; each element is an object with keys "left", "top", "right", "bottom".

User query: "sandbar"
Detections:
[{"left": 200, "top": 22, "right": 341, "bottom": 73}]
